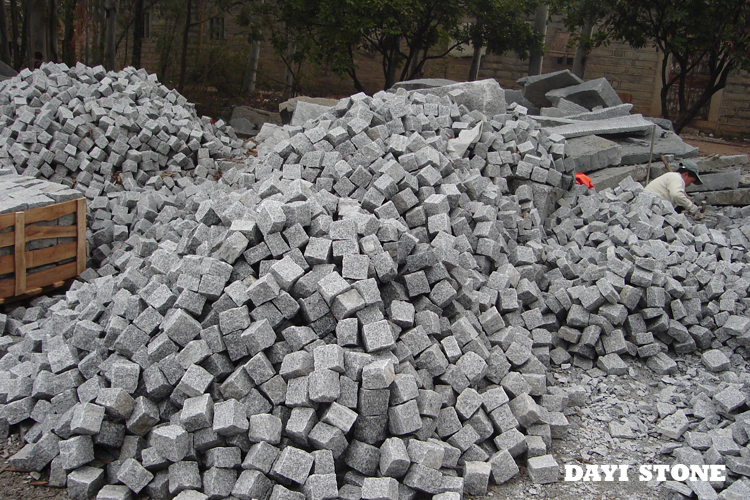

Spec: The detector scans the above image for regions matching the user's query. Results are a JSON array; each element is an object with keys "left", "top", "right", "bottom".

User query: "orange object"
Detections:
[{"left": 576, "top": 172, "right": 595, "bottom": 189}]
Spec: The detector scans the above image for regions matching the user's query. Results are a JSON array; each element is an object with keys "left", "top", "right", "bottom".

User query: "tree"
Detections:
[
  {"left": 598, "top": 0, "right": 750, "bottom": 133},
  {"left": 0, "top": 0, "right": 12, "bottom": 64},
  {"left": 527, "top": 3, "right": 548, "bottom": 76},
  {"left": 465, "top": 0, "right": 542, "bottom": 81},
  {"left": 9, "top": 0, "right": 21, "bottom": 67},
  {"left": 131, "top": 0, "right": 145, "bottom": 67},
  {"left": 550, "top": 0, "right": 614, "bottom": 78},
  {"left": 62, "top": 0, "right": 77, "bottom": 66},
  {"left": 105, "top": 0, "right": 118, "bottom": 70},
  {"left": 177, "top": 0, "right": 192, "bottom": 91},
  {"left": 272, "top": 0, "right": 542, "bottom": 93}
]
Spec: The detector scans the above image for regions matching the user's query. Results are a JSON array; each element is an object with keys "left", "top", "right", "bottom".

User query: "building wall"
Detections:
[
  {"left": 716, "top": 72, "right": 750, "bottom": 135},
  {"left": 119, "top": 7, "right": 750, "bottom": 137}
]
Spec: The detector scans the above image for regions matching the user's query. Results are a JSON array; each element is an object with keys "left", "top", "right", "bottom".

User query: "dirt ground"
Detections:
[
  {"left": 682, "top": 136, "right": 750, "bottom": 157},
  {"left": 0, "top": 436, "right": 68, "bottom": 500}
]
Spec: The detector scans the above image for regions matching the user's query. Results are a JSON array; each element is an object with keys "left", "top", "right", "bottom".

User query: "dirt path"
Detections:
[
  {"left": 682, "top": 136, "right": 750, "bottom": 157},
  {"left": 0, "top": 436, "right": 68, "bottom": 500}
]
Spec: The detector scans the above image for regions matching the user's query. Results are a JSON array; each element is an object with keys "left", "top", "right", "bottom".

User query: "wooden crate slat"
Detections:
[
  {"left": 0, "top": 231, "right": 13, "bottom": 249},
  {"left": 26, "top": 241, "right": 78, "bottom": 269},
  {"left": 24, "top": 199, "right": 78, "bottom": 224},
  {"left": 27, "top": 261, "right": 78, "bottom": 290},
  {"left": 76, "top": 198, "right": 86, "bottom": 275},
  {"left": 25, "top": 224, "right": 77, "bottom": 241},
  {"left": 0, "top": 277, "right": 14, "bottom": 298},
  {"left": 0, "top": 198, "right": 87, "bottom": 301},
  {"left": 0, "top": 253, "right": 13, "bottom": 275},
  {"left": 14, "top": 212, "right": 25, "bottom": 296},
  {"left": 0, "top": 213, "right": 15, "bottom": 231}
]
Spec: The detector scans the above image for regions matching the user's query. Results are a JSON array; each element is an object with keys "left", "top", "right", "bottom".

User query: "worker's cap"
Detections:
[{"left": 678, "top": 160, "right": 703, "bottom": 185}]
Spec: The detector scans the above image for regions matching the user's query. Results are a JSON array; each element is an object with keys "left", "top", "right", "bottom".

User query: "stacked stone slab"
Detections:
[
  {"left": 0, "top": 172, "right": 82, "bottom": 213},
  {"left": 513, "top": 70, "right": 699, "bottom": 177}
]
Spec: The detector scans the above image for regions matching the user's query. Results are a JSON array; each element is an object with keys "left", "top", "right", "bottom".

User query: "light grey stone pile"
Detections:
[
  {"left": 0, "top": 62, "right": 247, "bottom": 198},
  {"left": 544, "top": 179, "right": 750, "bottom": 378},
  {"left": 0, "top": 65, "right": 749, "bottom": 500},
  {"left": 0, "top": 72, "right": 577, "bottom": 500}
]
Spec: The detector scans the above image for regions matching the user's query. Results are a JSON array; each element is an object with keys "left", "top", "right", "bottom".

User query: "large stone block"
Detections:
[
  {"left": 545, "top": 77, "right": 622, "bottom": 110},
  {"left": 519, "top": 70, "right": 584, "bottom": 108}
]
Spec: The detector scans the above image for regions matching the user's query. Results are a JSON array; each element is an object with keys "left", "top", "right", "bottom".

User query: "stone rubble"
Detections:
[
  {"left": 0, "top": 65, "right": 747, "bottom": 500},
  {"left": 0, "top": 62, "right": 247, "bottom": 195}
]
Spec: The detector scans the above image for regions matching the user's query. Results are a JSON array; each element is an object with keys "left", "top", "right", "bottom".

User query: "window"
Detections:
[{"left": 209, "top": 16, "right": 225, "bottom": 40}]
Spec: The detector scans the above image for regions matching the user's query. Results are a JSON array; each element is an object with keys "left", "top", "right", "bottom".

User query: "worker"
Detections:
[{"left": 644, "top": 160, "right": 703, "bottom": 216}]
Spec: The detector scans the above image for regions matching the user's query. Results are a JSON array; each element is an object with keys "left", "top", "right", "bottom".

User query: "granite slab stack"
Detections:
[{"left": 513, "top": 70, "right": 700, "bottom": 184}]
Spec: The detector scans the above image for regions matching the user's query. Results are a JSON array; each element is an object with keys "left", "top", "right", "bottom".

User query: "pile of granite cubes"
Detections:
[
  {"left": 0, "top": 62, "right": 245, "bottom": 198},
  {"left": 0, "top": 64, "right": 749, "bottom": 500}
]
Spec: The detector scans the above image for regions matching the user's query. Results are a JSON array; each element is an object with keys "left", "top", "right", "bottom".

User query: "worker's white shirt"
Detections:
[{"left": 644, "top": 172, "right": 699, "bottom": 214}]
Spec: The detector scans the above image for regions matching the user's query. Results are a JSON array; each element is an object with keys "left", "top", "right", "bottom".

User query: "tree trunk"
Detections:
[
  {"left": 671, "top": 62, "right": 730, "bottom": 134},
  {"left": 95, "top": 1, "right": 106, "bottom": 66},
  {"left": 571, "top": 19, "right": 593, "bottom": 78},
  {"left": 105, "top": 0, "right": 118, "bottom": 70},
  {"left": 243, "top": 39, "right": 261, "bottom": 93},
  {"left": 10, "top": 0, "right": 19, "bottom": 68},
  {"left": 62, "top": 0, "right": 77, "bottom": 66},
  {"left": 0, "top": 0, "right": 11, "bottom": 64},
  {"left": 283, "top": 41, "right": 296, "bottom": 100},
  {"left": 527, "top": 4, "right": 548, "bottom": 76},
  {"left": 178, "top": 0, "right": 192, "bottom": 93},
  {"left": 468, "top": 42, "right": 482, "bottom": 81},
  {"left": 383, "top": 36, "right": 400, "bottom": 89},
  {"left": 132, "top": 0, "right": 144, "bottom": 68},
  {"left": 28, "top": 0, "right": 48, "bottom": 65},
  {"left": 22, "top": 0, "right": 31, "bottom": 68},
  {"left": 48, "top": 0, "right": 58, "bottom": 62}
]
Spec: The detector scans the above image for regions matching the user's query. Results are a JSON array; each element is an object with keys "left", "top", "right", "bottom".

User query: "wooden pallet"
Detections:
[{"left": 0, "top": 198, "right": 86, "bottom": 303}]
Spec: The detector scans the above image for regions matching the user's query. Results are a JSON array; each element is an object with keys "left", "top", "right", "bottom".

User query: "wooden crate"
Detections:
[{"left": 0, "top": 198, "right": 87, "bottom": 303}]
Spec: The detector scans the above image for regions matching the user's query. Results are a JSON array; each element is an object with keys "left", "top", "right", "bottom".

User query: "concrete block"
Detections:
[
  {"left": 59, "top": 435, "right": 95, "bottom": 470},
  {"left": 489, "top": 449, "right": 519, "bottom": 484},
  {"left": 379, "top": 437, "right": 411, "bottom": 478},
  {"left": 519, "top": 70, "right": 584, "bottom": 108},
  {"left": 464, "top": 461, "right": 492, "bottom": 495},
  {"left": 176, "top": 364, "right": 214, "bottom": 398},
  {"left": 345, "top": 439, "right": 381, "bottom": 476},
  {"left": 168, "top": 461, "right": 202, "bottom": 495},
  {"left": 308, "top": 422, "right": 349, "bottom": 458},
  {"left": 526, "top": 454, "right": 559, "bottom": 484},
  {"left": 203, "top": 467, "right": 238, "bottom": 500},
  {"left": 248, "top": 413, "right": 282, "bottom": 444},
  {"left": 70, "top": 402, "right": 106, "bottom": 435},
  {"left": 127, "top": 396, "right": 160, "bottom": 436}
]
